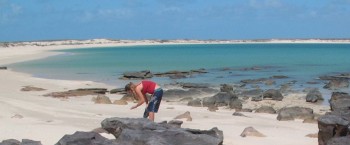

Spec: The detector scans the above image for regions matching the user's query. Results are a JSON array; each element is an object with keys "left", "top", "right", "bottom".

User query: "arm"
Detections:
[{"left": 130, "top": 84, "right": 147, "bottom": 109}]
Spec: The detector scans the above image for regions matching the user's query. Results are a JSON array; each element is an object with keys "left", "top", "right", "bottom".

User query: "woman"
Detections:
[{"left": 124, "top": 80, "right": 163, "bottom": 121}]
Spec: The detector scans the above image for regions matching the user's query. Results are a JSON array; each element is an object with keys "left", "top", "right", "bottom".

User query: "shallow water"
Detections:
[{"left": 9, "top": 43, "right": 350, "bottom": 102}]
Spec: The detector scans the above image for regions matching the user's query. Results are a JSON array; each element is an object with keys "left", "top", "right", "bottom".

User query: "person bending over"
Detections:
[{"left": 124, "top": 80, "right": 163, "bottom": 121}]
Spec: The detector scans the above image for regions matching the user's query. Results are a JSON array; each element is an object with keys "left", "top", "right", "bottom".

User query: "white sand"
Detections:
[{"left": 0, "top": 40, "right": 331, "bottom": 145}]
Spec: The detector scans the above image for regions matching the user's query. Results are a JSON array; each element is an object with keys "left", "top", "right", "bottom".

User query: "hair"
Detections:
[{"left": 124, "top": 82, "right": 133, "bottom": 91}]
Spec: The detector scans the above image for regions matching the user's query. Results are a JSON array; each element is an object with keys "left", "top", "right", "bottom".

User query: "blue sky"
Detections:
[{"left": 1, "top": 0, "right": 350, "bottom": 42}]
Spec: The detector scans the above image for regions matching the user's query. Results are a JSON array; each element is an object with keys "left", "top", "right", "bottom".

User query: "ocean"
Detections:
[{"left": 9, "top": 43, "right": 350, "bottom": 99}]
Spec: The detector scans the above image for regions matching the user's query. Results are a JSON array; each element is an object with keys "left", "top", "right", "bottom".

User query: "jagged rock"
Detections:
[
  {"left": 56, "top": 131, "right": 118, "bottom": 145},
  {"left": 101, "top": 117, "right": 223, "bottom": 145},
  {"left": 262, "top": 89, "right": 283, "bottom": 101},
  {"left": 255, "top": 106, "right": 276, "bottom": 114},
  {"left": 277, "top": 106, "right": 314, "bottom": 121},
  {"left": 174, "top": 111, "right": 192, "bottom": 121},
  {"left": 240, "top": 127, "right": 266, "bottom": 137},
  {"left": 92, "top": 95, "right": 112, "bottom": 104}
]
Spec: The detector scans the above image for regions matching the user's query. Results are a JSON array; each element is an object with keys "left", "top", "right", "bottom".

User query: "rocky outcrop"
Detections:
[
  {"left": 119, "top": 70, "right": 153, "bottom": 80},
  {"left": 44, "top": 88, "right": 108, "bottom": 98},
  {"left": 262, "top": 89, "right": 283, "bottom": 101},
  {"left": 101, "top": 117, "right": 224, "bottom": 145},
  {"left": 277, "top": 106, "right": 314, "bottom": 121},
  {"left": 305, "top": 89, "right": 323, "bottom": 103},
  {"left": 56, "top": 131, "right": 118, "bottom": 145},
  {"left": 318, "top": 92, "right": 350, "bottom": 145},
  {"left": 323, "top": 78, "right": 349, "bottom": 90},
  {"left": 0, "top": 139, "right": 42, "bottom": 145},
  {"left": 202, "top": 92, "right": 242, "bottom": 110},
  {"left": 0, "top": 66, "right": 7, "bottom": 70},
  {"left": 2, "top": 117, "right": 223, "bottom": 145},
  {"left": 255, "top": 106, "right": 276, "bottom": 114}
]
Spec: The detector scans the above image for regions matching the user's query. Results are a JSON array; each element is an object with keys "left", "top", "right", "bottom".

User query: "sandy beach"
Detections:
[{"left": 0, "top": 39, "right": 335, "bottom": 145}]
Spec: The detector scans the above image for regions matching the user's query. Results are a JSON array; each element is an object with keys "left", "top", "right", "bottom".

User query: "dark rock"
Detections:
[
  {"left": 0, "top": 139, "right": 42, "bottom": 145},
  {"left": 270, "top": 75, "right": 289, "bottom": 79},
  {"left": 0, "top": 139, "right": 20, "bottom": 145},
  {"left": 241, "top": 89, "right": 263, "bottom": 97},
  {"left": 240, "top": 78, "right": 268, "bottom": 84},
  {"left": 167, "top": 120, "right": 183, "bottom": 128},
  {"left": 229, "top": 99, "right": 243, "bottom": 110},
  {"left": 20, "top": 86, "right": 46, "bottom": 91},
  {"left": 187, "top": 98, "right": 202, "bottom": 107},
  {"left": 323, "top": 78, "right": 349, "bottom": 90},
  {"left": 277, "top": 106, "right": 314, "bottom": 121},
  {"left": 203, "top": 92, "right": 238, "bottom": 107},
  {"left": 181, "top": 83, "right": 210, "bottom": 89},
  {"left": 326, "top": 136, "right": 350, "bottom": 145},
  {"left": 251, "top": 96, "right": 263, "bottom": 102},
  {"left": 255, "top": 106, "right": 276, "bottom": 114},
  {"left": 163, "top": 89, "right": 201, "bottom": 102},
  {"left": 305, "top": 89, "right": 323, "bottom": 103},
  {"left": 120, "top": 70, "right": 153, "bottom": 80},
  {"left": 318, "top": 115, "right": 350, "bottom": 145},
  {"left": 56, "top": 131, "right": 118, "bottom": 145},
  {"left": 220, "top": 84, "right": 233, "bottom": 93},
  {"left": 0, "top": 66, "right": 7, "bottom": 70},
  {"left": 232, "top": 112, "right": 247, "bottom": 117},
  {"left": 262, "top": 89, "right": 283, "bottom": 101},
  {"left": 110, "top": 88, "right": 125, "bottom": 94},
  {"left": 44, "top": 88, "right": 108, "bottom": 98},
  {"left": 329, "top": 92, "right": 350, "bottom": 111},
  {"left": 101, "top": 117, "right": 224, "bottom": 145}
]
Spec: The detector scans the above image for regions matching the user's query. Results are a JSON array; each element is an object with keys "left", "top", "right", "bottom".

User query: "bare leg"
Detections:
[{"left": 148, "top": 112, "right": 155, "bottom": 121}]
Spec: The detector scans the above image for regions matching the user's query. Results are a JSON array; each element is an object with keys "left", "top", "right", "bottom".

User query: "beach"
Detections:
[{"left": 0, "top": 39, "right": 339, "bottom": 145}]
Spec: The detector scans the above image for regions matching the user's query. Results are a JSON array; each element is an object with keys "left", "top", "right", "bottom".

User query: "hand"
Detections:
[{"left": 130, "top": 105, "right": 137, "bottom": 110}]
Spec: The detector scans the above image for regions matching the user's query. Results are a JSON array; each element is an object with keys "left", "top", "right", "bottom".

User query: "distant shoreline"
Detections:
[{"left": 1, "top": 38, "right": 350, "bottom": 48}]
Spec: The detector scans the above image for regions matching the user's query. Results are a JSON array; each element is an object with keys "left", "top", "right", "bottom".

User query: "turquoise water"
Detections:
[{"left": 9, "top": 43, "right": 350, "bottom": 93}]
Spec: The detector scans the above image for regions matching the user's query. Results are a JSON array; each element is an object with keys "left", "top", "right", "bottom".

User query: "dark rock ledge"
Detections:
[{"left": 0, "top": 118, "right": 224, "bottom": 145}]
